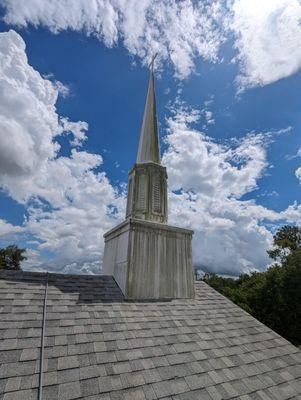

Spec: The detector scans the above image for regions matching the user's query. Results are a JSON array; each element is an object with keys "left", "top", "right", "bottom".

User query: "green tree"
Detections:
[
  {"left": 280, "top": 249, "right": 301, "bottom": 344},
  {"left": 265, "top": 225, "right": 301, "bottom": 343},
  {"left": 267, "top": 225, "right": 301, "bottom": 262},
  {"left": 202, "top": 272, "right": 238, "bottom": 292},
  {"left": 0, "top": 245, "right": 26, "bottom": 271},
  {"left": 202, "top": 225, "right": 301, "bottom": 346}
]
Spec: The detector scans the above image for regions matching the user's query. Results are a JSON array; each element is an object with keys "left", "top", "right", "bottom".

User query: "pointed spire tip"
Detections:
[
  {"left": 149, "top": 53, "right": 158, "bottom": 73},
  {"left": 136, "top": 55, "right": 160, "bottom": 164}
]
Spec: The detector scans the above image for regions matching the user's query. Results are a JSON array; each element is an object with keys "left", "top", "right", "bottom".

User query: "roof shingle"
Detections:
[{"left": 0, "top": 270, "right": 301, "bottom": 399}]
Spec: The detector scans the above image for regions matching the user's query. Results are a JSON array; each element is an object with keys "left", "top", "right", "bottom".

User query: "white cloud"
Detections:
[
  {"left": 1, "top": 0, "right": 226, "bottom": 79},
  {"left": 296, "top": 167, "right": 301, "bottom": 184},
  {"left": 42, "top": 73, "right": 71, "bottom": 98},
  {"left": 231, "top": 0, "right": 301, "bottom": 89},
  {"left": 281, "top": 202, "right": 301, "bottom": 226},
  {"left": 295, "top": 148, "right": 301, "bottom": 185},
  {"left": 0, "top": 219, "right": 23, "bottom": 237},
  {"left": 60, "top": 118, "right": 88, "bottom": 147},
  {"left": 0, "top": 29, "right": 300, "bottom": 276},
  {"left": 53, "top": 80, "right": 70, "bottom": 98},
  {"left": 0, "top": 30, "right": 124, "bottom": 273},
  {"left": 0, "top": 30, "right": 59, "bottom": 179},
  {"left": 163, "top": 109, "right": 267, "bottom": 199},
  {"left": 204, "top": 110, "right": 215, "bottom": 125},
  {"left": 3, "top": 0, "right": 301, "bottom": 88},
  {"left": 22, "top": 149, "right": 126, "bottom": 273},
  {"left": 0, "top": 30, "right": 89, "bottom": 201},
  {"left": 163, "top": 107, "right": 301, "bottom": 275}
]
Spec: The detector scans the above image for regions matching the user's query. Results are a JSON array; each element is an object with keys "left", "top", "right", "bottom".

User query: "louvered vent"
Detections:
[
  {"left": 152, "top": 174, "right": 161, "bottom": 213},
  {"left": 137, "top": 174, "right": 147, "bottom": 210}
]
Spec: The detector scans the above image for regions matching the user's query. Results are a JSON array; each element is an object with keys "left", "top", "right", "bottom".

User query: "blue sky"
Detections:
[{"left": 0, "top": 0, "right": 300, "bottom": 275}]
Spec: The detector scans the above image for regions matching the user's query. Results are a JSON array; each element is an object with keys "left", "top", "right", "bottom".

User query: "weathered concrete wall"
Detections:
[
  {"left": 102, "top": 221, "right": 130, "bottom": 293},
  {"left": 103, "top": 218, "right": 194, "bottom": 299}
]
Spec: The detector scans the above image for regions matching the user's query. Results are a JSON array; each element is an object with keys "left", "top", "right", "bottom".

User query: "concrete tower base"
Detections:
[{"left": 102, "top": 218, "right": 194, "bottom": 299}]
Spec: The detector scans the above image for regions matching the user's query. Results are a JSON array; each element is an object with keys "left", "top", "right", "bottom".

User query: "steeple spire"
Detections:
[
  {"left": 102, "top": 52, "right": 194, "bottom": 300},
  {"left": 125, "top": 54, "right": 168, "bottom": 224},
  {"left": 136, "top": 55, "right": 160, "bottom": 164}
]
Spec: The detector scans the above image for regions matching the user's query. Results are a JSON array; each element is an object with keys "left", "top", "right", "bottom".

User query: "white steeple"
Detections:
[
  {"left": 136, "top": 55, "right": 160, "bottom": 164},
  {"left": 102, "top": 55, "right": 194, "bottom": 300}
]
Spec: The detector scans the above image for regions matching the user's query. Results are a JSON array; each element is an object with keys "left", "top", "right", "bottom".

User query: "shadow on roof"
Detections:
[{"left": 0, "top": 269, "right": 124, "bottom": 304}]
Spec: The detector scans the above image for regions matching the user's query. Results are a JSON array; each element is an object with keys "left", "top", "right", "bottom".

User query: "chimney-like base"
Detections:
[{"left": 102, "top": 218, "right": 194, "bottom": 299}]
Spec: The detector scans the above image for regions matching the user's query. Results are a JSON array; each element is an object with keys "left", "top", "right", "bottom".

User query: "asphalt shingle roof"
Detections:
[{"left": 0, "top": 270, "right": 301, "bottom": 400}]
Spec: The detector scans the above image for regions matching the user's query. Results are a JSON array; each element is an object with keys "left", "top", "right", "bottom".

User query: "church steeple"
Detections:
[
  {"left": 136, "top": 56, "right": 160, "bottom": 164},
  {"left": 102, "top": 55, "right": 194, "bottom": 300},
  {"left": 126, "top": 56, "right": 168, "bottom": 223}
]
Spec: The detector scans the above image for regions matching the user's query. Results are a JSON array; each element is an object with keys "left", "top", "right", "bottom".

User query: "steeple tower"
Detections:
[
  {"left": 102, "top": 58, "right": 194, "bottom": 300},
  {"left": 126, "top": 57, "right": 168, "bottom": 223}
]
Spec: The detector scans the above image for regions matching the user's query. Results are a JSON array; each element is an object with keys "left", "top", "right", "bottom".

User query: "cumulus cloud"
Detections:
[
  {"left": 0, "top": 30, "right": 59, "bottom": 179},
  {"left": 0, "top": 30, "right": 124, "bottom": 273},
  {"left": 0, "top": 29, "right": 300, "bottom": 276},
  {"left": 2, "top": 0, "right": 301, "bottom": 88},
  {"left": 281, "top": 203, "right": 301, "bottom": 226},
  {"left": 24, "top": 155, "right": 125, "bottom": 273},
  {"left": 164, "top": 108, "right": 267, "bottom": 199},
  {"left": 231, "top": 0, "right": 301, "bottom": 89},
  {"left": 163, "top": 107, "right": 300, "bottom": 275},
  {"left": 0, "top": 219, "right": 23, "bottom": 237},
  {"left": 0, "top": 30, "right": 89, "bottom": 200},
  {"left": 60, "top": 118, "right": 88, "bottom": 147},
  {"left": 1, "top": 0, "right": 226, "bottom": 79},
  {"left": 0, "top": 218, "right": 24, "bottom": 257}
]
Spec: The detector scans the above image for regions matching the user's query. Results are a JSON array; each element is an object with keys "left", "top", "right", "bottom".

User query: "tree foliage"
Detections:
[
  {"left": 267, "top": 225, "right": 301, "bottom": 262},
  {"left": 203, "top": 225, "right": 301, "bottom": 346},
  {"left": 0, "top": 245, "right": 26, "bottom": 271}
]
